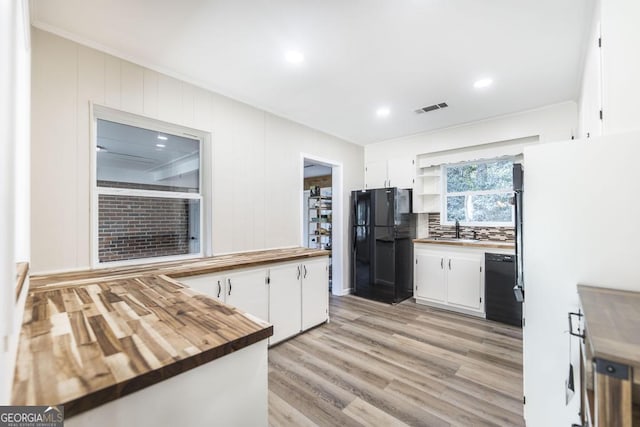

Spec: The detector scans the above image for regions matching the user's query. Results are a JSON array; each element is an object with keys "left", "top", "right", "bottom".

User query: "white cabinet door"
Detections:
[
  {"left": 178, "top": 273, "right": 226, "bottom": 302},
  {"left": 415, "top": 251, "right": 446, "bottom": 302},
  {"left": 301, "top": 258, "right": 329, "bottom": 330},
  {"left": 225, "top": 268, "right": 269, "bottom": 322},
  {"left": 446, "top": 254, "right": 482, "bottom": 310},
  {"left": 268, "top": 262, "right": 302, "bottom": 345},
  {"left": 364, "top": 160, "right": 388, "bottom": 189},
  {"left": 387, "top": 157, "right": 415, "bottom": 189}
]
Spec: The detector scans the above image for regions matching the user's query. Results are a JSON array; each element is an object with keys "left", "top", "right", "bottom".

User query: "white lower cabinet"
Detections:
[
  {"left": 415, "top": 251, "right": 446, "bottom": 302},
  {"left": 301, "top": 257, "right": 329, "bottom": 330},
  {"left": 178, "top": 268, "right": 269, "bottom": 322},
  {"left": 177, "top": 255, "right": 329, "bottom": 346},
  {"left": 178, "top": 273, "right": 225, "bottom": 302},
  {"left": 268, "top": 262, "right": 302, "bottom": 344},
  {"left": 226, "top": 269, "right": 269, "bottom": 322},
  {"left": 446, "top": 254, "right": 482, "bottom": 310},
  {"left": 269, "top": 257, "right": 329, "bottom": 344},
  {"left": 414, "top": 245, "right": 483, "bottom": 316}
]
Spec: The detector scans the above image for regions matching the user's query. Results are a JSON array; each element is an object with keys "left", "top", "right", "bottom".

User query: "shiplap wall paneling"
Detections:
[
  {"left": 31, "top": 29, "right": 364, "bottom": 297},
  {"left": 31, "top": 31, "right": 78, "bottom": 271},
  {"left": 76, "top": 45, "right": 106, "bottom": 268},
  {"left": 120, "top": 61, "right": 144, "bottom": 115}
]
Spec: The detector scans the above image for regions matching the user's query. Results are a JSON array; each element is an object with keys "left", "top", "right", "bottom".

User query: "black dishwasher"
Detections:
[{"left": 485, "top": 253, "right": 522, "bottom": 327}]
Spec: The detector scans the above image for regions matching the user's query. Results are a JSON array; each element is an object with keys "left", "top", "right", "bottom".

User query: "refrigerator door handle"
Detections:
[
  {"left": 352, "top": 194, "right": 357, "bottom": 226},
  {"left": 352, "top": 227, "right": 357, "bottom": 252}
]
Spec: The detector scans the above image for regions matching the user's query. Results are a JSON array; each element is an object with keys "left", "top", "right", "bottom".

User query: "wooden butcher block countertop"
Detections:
[
  {"left": 30, "top": 247, "right": 330, "bottom": 290},
  {"left": 13, "top": 248, "right": 328, "bottom": 417},
  {"left": 413, "top": 238, "right": 515, "bottom": 250},
  {"left": 578, "top": 285, "right": 640, "bottom": 371}
]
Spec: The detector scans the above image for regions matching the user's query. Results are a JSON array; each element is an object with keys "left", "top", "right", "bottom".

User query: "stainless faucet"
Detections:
[{"left": 455, "top": 220, "right": 460, "bottom": 239}]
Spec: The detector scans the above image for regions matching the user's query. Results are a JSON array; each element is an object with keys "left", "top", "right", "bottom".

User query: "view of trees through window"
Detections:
[{"left": 444, "top": 159, "right": 514, "bottom": 224}]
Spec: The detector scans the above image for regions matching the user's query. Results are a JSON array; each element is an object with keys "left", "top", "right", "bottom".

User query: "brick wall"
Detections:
[{"left": 98, "top": 194, "right": 192, "bottom": 262}]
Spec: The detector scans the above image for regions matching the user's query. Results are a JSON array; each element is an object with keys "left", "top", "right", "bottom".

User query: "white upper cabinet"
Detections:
[
  {"left": 364, "top": 157, "right": 415, "bottom": 189},
  {"left": 387, "top": 158, "right": 416, "bottom": 189},
  {"left": 364, "top": 160, "right": 388, "bottom": 189}
]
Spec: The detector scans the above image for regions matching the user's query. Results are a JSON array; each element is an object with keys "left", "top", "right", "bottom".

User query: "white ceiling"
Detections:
[
  {"left": 32, "top": 0, "right": 594, "bottom": 145},
  {"left": 304, "top": 161, "right": 332, "bottom": 178},
  {"left": 97, "top": 119, "right": 200, "bottom": 189}
]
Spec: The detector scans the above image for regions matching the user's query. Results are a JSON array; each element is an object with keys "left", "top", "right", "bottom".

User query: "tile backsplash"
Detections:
[{"left": 425, "top": 212, "right": 515, "bottom": 242}]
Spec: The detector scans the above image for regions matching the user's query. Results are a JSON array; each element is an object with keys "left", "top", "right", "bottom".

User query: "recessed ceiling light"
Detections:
[
  {"left": 376, "top": 107, "right": 391, "bottom": 118},
  {"left": 473, "top": 78, "right": 493, "bottom": 89},
  {"left": 157, "top": 135, "right": 168, "bottom": 141},
  {"left": 284, "top": 50, "right": 304, "bottom": 64},
  {"left": 156, "top": 143, "right": 166, "bottom": 148}
]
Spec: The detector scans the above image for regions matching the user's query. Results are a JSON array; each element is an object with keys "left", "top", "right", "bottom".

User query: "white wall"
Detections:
[
  {"left": 0, "top": 0, "right": 30, "bottom": 405},
  {"left": 578, "top": 0, "right": 602, "bottom": 139},
  {"left": 600, "top": 0, "right": 640, "bottom": 135},
  {"left": 578, "top": 0, "right": 640, "bottom": 137},
  {"left": 30, "top": 29, "right": 363, "bottom": 297},
  {"left": 523, "top": 131, "right": 640, "bottom": 425},
  {"left": 365, "top": 102, "right": 577, "bottom": 163}
]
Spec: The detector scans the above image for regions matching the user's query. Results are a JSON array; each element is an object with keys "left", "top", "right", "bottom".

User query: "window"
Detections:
[
  {"left": 442, "top": 158, "right": 514, "bottom": 226},
  {"left": 94, "top": 115, "right": 203, "bottom": 264}
]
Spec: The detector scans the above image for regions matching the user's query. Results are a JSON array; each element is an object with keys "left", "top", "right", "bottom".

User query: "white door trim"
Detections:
[{"left": 300, "top": 153, "right": 345, "bottom": 296}]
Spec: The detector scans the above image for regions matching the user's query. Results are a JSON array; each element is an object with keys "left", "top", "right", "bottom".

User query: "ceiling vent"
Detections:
[{"left": 415, "top": 102, "right": 448, "bottom": 114}]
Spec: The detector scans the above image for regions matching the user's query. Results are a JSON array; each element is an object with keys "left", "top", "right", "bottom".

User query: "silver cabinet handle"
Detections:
[
  {"left": 303, "top": 265, "right": 308, "bottom": 279},
  {"left": 448, "top": 259, "right": 451, "bottom": 270},
  {"left": 217, "top": 280, "right": 221, "bottom": 298},
  {"left": 228, "top": 278, "right": 232, "bottom": 296},
  {"left": 297, "top": 265, "right": 301, "bottom": 280},
  {"left": 440, "top": 258, "right": 443, "bottom": 269}
]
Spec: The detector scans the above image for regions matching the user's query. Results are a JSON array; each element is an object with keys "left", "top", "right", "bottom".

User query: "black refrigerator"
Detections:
[
  {"left": 513, "top": 163, "right": 525, "bottom": 303},
  {"left": 351, "top": 188, "right": 415, "bottom": 304}
]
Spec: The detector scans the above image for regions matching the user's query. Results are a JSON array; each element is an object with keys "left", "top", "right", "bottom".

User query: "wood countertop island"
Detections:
[
  {"left": 12, "top": 247, "right": 328, "bottom": 423},
  {"left": 577, "top": 285, "right": 640, "bottom": 426},
  {"left": 579, "top": 285, "right": 640, "bottom": 370}
]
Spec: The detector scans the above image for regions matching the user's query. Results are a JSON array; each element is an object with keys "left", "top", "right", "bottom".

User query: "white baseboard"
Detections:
[
  {"left": 414, "top": 297, "right": 485, "bottom": 318},
  {"left": 332, "top": 287, "right": 352, "bottom": 296}
]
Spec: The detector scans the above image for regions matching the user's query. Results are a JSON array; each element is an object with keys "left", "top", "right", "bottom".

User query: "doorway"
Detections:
[{"left": 301, "top": 155, "right": 343, "bottom": 295}]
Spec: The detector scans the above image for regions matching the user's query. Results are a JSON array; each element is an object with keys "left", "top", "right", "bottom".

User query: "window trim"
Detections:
[
  {"left": 90, "top": 104, "right": 209, "bottom": 268},
  {"left": 441, "top": 158, "right": 515, "bottom": 227}
]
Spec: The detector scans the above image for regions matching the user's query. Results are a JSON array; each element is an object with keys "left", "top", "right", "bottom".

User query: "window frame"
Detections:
[
  {"left": 441, "top": 157, "right": 515, "bottom": 227},
  {"left": 91, "top": 104, "right": 208, "bottom": 268}
]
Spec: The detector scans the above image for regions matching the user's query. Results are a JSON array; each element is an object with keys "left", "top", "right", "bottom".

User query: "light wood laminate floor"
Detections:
[{"left": 268, "top": 295, "right": 525, "bottom": 427}]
